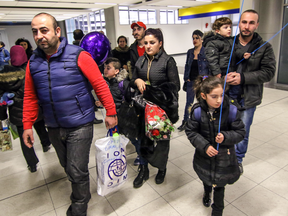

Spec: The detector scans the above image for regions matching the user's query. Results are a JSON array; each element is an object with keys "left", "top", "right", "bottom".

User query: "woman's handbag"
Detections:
[
  {"left": 95, "top": 127, "right": 129, "bottom": 196},
  {"left": 118, "top": 100, "right": 141, "bottom": 139}
]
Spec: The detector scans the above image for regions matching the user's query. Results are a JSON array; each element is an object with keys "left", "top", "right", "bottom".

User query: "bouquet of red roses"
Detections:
[{"left": 145, "top": 102, "right": 174, "bottom": 141}]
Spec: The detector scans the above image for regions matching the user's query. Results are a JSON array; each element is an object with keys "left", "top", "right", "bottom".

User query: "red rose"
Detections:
[{"left": 151, "top": 129, "right": 160, "bottom": 136}]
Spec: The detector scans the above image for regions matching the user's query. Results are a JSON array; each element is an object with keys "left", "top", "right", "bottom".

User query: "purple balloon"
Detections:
[{"left": 80, "top": 31, "right": 111, "bottom": 65}]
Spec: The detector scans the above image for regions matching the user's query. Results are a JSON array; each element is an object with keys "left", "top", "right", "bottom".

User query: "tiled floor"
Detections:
[{"left": 1, "top": 73, "right": 288, "bottom": 216}]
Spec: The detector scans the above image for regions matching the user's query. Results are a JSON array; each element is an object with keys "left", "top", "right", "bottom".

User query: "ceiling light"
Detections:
[{"left": 167, "top": 5, "right": 183, "bottom": 8}]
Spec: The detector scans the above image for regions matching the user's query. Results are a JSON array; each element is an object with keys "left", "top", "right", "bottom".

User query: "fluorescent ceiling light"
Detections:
[
  {"left": 94, "top": 3, "right": 117, "bottom": 5},
  {"left": 167, "top": 5, "right": 183, "bottom": 8}
]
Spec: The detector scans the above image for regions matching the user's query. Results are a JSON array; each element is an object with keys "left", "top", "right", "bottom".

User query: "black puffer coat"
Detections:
[
  {"left": 185, "top": 96, "right": 245, "bottom": 187},
  {"left": 132, "top": 49, "right": 180, "bottom": 91},
  {"left": 203, "top": 31, "right": 234, "bottom": 76},
  {"left": 0, "top": 65, "right": 26, "bottom": 126},
  {"left": 105, "top": 69, "right": 130, "bottom": 113}
]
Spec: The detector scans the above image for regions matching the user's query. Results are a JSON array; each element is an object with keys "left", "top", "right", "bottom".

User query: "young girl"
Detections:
[{"left": 185, "top": 75, "right": 245, "bottom": 216}]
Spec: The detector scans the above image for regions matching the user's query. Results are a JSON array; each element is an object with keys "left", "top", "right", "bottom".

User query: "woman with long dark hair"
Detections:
[
  {"left": 15, "top": 38, "right": 34, "bottom": 60},
  {"left": 178, "top": 30, "right": 210, "bottom": 131},
  {"left": 131, "top": 28, "right": 180, "bottom": 188}
]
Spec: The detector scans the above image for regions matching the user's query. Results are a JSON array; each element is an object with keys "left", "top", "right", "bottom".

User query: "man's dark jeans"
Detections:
[{"left": 48, "top": 122, "right": 93, "bottom": 216}]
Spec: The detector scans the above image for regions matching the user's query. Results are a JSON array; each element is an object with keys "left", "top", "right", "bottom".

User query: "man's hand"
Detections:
[
  {"left": 95, "top": 100, "right": 102, "bottom": 107},
  {"left": 105, "top": 115, "right": 118, "bottom": 129},
  {"left": 226, "top": 72, "right": 241, "bottom": 85},
  {"left": 206, "top": 146, "right": 218, "bottom": 157},
  {"left": 244, "top": 52, "right": 251, "bottom": 59},
  {"left": 23, "top": 129, "right": 34, "bottom": 148},
  {"left": 215, "top": 133, "right": 224, "bottom": 143}
]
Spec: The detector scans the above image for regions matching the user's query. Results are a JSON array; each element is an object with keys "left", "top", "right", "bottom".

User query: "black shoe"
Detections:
[
  {"left": 239, "top": 163, "right": 243, "bottom": 175},
  {"left": 202, "top": 192, "right": 211, "bottom": 207},
  {"left": 155, "top": 168, "right": 166, "bottom": 184},
  {"left": 177, "top": 120, "right": 187, "bottom": 132},
  {"left": 28, "top": 165, "right": 37, "bottom": 173},
  {"left": 43, "top": 145, "right": 51, "bottom": 152},
  {"left": 133, "top": 165, "right": 149, "bottom": 188},
  {"left": 93, "top": 118, "right": 103, "bottom": 124}
]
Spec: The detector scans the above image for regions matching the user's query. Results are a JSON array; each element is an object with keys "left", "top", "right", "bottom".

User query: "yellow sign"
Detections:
[{"left": 178, "top": 0, "right": 240, "bottom": 20}]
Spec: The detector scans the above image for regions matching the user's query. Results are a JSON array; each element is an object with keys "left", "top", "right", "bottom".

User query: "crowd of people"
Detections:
[{"left": 0, "top": 8, "right": 276, "bottom": 216}]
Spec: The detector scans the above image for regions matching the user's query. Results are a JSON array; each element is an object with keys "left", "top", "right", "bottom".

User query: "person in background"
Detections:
[
  {"left": 111, "top": 36, "right": 130, "bottom": 71},
  {"left": 129, "top": 21, "right": 146, "bottom": 78},
  {"left": 22, "top": 13, "right": 117, "bottom": 216},
  {"left": 15, "top": 38, "right": 34, "bottom": 59},
  {"left": 0, "top": 41, "right": 10, "bottom": 71},
  {"left": 72, "top": 29, "right": 84, "bottom": 46},
  {"left": 0, "top": 45, "right": 51, "bottom": 173},
  {"left": 178, "top": 30, "right": 210, "bottom": 132}
]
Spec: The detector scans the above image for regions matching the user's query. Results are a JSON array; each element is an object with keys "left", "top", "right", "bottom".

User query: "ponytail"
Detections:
[{"left": 194, "top": 75, "right": 225, "bottom": 101}]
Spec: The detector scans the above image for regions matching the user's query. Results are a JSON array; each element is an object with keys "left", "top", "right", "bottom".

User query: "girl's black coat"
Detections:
[{"left": 185, "top": 96, "right": 245, "bottom": 187}]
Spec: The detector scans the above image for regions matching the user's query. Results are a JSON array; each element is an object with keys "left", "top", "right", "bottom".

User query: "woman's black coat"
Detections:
[{"left": 185, "top": 96, "right": 245, "bottom": 187}]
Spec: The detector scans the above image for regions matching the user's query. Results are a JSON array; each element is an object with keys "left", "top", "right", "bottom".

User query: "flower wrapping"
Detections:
[{"left": 145, "top": 102, "right": 174, "bottom": 141}]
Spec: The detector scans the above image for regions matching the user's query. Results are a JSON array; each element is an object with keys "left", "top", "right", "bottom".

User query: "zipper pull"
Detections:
[{"left": 227, "top": 149, "right": 230, "bottom": 155}]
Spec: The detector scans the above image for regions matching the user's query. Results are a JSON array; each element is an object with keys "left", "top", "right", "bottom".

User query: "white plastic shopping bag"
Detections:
[{"left": 95, "top": 128, "right": 129, "bottom": 196}]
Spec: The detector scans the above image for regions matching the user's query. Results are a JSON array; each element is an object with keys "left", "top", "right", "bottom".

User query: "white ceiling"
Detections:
[{"left": 0, "top": 0, "right": 226, "bottom": 23}]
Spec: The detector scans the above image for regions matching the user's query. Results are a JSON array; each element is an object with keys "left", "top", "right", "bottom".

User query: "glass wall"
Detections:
[
  {"left": 65, "top": 10, "right": 106, "bottom": 44},
  {"left": 119, "top": 7, "right": 186, "bottom": 25}
]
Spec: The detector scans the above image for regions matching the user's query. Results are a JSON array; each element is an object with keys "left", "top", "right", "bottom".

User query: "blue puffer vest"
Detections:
[{"left": 29, "top": 37, "right": 95, "bottom": 128}]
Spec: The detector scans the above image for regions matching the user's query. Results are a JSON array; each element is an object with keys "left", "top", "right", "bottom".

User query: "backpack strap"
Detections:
[
  {"left": 194, "top": 106, "right": 202, "bottom": 122},
  {"left": 118, "top": 80, "right": 125, "bottom": 99},
  {"left": 228, "top": 104, "right": 238, "bottom": 124},
  {"left": 193, "top": 104, "right": 237, "bottom": 124}
]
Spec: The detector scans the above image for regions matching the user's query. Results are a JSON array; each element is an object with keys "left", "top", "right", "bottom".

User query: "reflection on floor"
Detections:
[{"left": 1, "top": 74, "right": 288, "bottom": 216}]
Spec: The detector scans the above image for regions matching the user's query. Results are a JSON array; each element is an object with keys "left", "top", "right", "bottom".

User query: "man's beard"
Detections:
[{"left": 240, "top": 30, "right": 253, "bottom": 38}]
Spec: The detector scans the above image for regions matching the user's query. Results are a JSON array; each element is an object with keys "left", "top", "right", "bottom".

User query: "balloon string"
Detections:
[
  {"left": 217, "top": 0, "right": 244, "bottom": 151},
  {"left": 237, "top": 22, "right": 288, "bottom": 65}
]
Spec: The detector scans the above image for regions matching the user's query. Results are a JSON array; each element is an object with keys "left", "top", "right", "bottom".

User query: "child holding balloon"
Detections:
[{"left": 185, "top": 75, "right": 245, "bottom": 216}]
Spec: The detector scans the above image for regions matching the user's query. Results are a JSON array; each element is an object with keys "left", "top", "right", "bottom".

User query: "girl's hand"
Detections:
[
  {"left": 135, "top": 78, "right": 146, "bottom": 94},
  {"left": 206, "top": 146, "right": 218, "bottom": 157},
  {"left": 215, "top": 133, "right": 224, "bottom": 143}
]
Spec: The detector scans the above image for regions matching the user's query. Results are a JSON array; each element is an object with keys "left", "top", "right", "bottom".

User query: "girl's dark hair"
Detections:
[
  {"left": 144, "top": 28, "right": 164, "bottom": 50},
  {"left": 104, "top": 57, "right": 121, "bottom": 70},
  {"left": 194, "top": 75, "right": 225, "bottom": 101},
  {"left": 0, "top": 41, "right": 5, "bottom": 47},
  {"left": 15, "top": 38, "right": 33, "bottom": 59},
  {"left": 117, "top": 35, "right": 127, "bottom": 44},
  {"left": 212, "top": 17, "right": 232, "bottom": 31}
]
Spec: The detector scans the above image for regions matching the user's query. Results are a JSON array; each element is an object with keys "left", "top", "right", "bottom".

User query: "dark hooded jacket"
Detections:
[
  {"left": 105, "top": 69, "right": 130, "bottom": 113},
  {"left": 0, "top": 65, "right": 26, "bottom": 126},
  {"left": 0, "top": 45, "right": 28, "bottom": 125},
  {"left": 185, "top": 96, "right": 245, "bottom": 187},
  {"left": 203, "top": 31, "right": 234, "bottom": 76},
  {"left": 233, "top": 33, "right": 276, "bottom": 109},
  {"left": 111, "top": 46, "right": 130, "bottom": 68}
]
